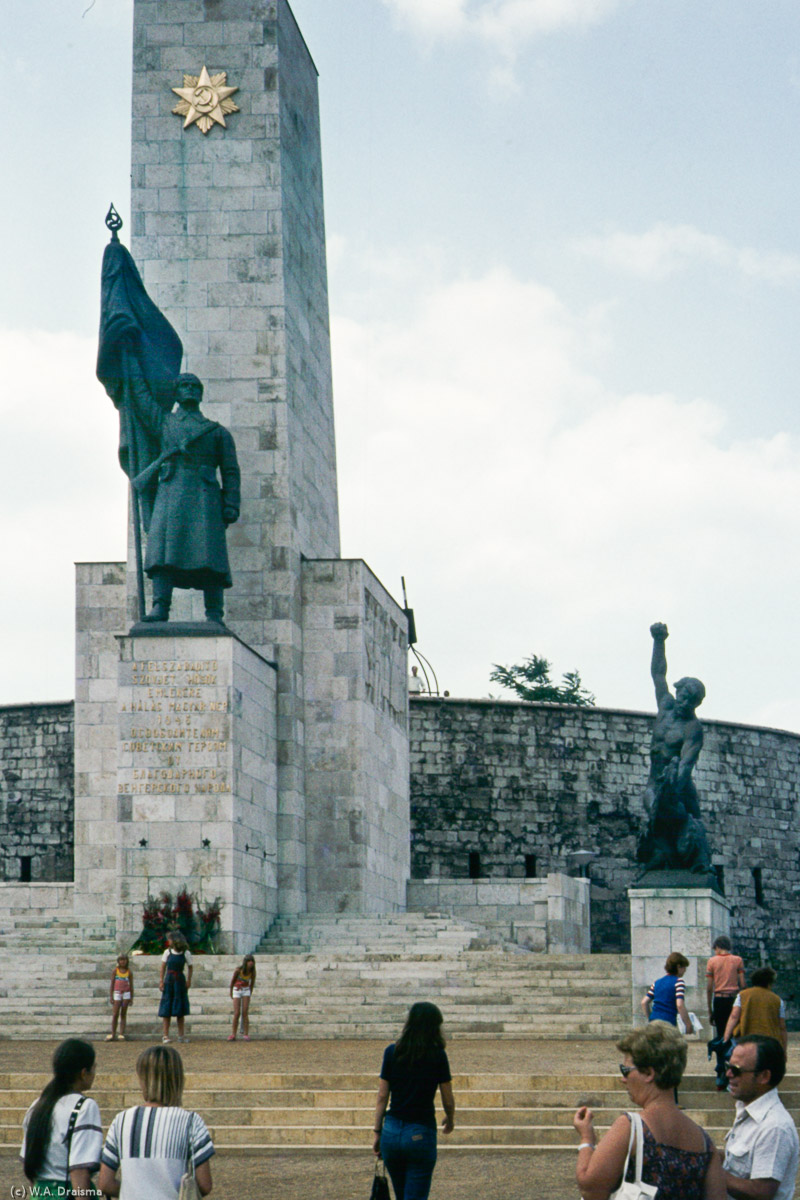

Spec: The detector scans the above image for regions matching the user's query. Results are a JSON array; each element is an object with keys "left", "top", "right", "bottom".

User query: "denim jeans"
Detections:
[{"left": 380, "top": 1113, "right": 438, "bottom": 1200}]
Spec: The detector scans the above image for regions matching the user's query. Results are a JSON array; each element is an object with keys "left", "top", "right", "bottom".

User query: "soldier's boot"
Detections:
[
  {"left": 143, "top": 576, "right": 173, "bottom": 622},
  {"left": 204, "top": 585, "right": 224, "bottom": 625}
]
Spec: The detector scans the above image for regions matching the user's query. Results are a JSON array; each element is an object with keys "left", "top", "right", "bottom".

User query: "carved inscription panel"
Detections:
[{"left": 118, "top": 657, "right": 231, "bottom": 800}]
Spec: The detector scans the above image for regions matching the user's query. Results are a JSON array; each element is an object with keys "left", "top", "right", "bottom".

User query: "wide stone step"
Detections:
[
  {"left": 0, "top": 1121, "right": 743, "bottom": 1151},
  {"left": 2, "top": 1068, "right": 792, "bottom": 1153}
]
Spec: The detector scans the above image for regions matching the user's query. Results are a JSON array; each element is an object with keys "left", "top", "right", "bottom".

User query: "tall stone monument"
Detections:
[{"left": 73, "top": 0, "right": 409, "bottom": 950}]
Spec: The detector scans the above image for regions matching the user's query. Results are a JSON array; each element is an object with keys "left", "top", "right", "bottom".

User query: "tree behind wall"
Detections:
[{"left": 490, "top": 655, "right": 595, "bottom": 706}]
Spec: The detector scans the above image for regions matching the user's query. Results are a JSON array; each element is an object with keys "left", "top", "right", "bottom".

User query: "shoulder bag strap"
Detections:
[
  {"left": 186, "top": 1111, "right": 196, "bottom": 1180},
  {"left": 64, "top": 1095, "right": 87, "bottom": 1184},
  {"left": 629, "top": 1111, "right": 646, "bottom": 1184},
  {"left": 619, "top": 1112, "right": 637, "bottom": 1183}
]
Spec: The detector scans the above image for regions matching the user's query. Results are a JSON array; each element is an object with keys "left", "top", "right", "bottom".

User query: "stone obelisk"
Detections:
[{"left": 73, "top": 0, "right": 410, "bottom": 949}]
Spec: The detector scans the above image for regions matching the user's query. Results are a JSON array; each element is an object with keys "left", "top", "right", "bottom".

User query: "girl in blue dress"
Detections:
[{"left": 158, "top": 932, "right": 193, "bottom": 1043}]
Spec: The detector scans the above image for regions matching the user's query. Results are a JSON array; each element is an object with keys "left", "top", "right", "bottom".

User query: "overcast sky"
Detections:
[{"left": 4, "top": 0, "right": 800, "bottom": 730}]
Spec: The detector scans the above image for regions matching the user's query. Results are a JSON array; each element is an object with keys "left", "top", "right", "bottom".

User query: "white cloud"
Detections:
[
  {"left": 381, "top": 0, "right": 625, "bottom": 54},
  {"left": 576, "top": 222, "right": 800, "bottom": 285},
  {"left": 0, "top": 329, "right": 127, "bottom": 703},
  {"left": 331, "top": 257, "right": 800, "bottom": 729},
  {"left": 7, "top": 263, "right": 800, "bottom": 734}
]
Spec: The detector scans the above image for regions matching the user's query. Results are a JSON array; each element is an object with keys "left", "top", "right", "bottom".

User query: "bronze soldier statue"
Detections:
[
  {"left": 637, "top": 622, "right": 714, "bottom": 876},
  {"left": 130, "top": 370, "right": 240, "bottom": 624},
  {"left": 97, "top": 213, "right": 240, "bottom": 626}
]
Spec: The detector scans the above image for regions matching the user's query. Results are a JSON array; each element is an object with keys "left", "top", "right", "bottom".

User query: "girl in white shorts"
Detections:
[
  {"left": 228, "top": 955, "right": 256, "bottom": 1041},
  {"left": 107, "top": 954, "right": 135, "bottom": 1041}
]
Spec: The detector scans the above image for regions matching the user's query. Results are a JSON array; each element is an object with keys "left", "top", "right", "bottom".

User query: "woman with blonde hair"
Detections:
[
  {"left": 574, "top": 1022, "right": 725, "bottom": 1199},
  {"left": 98, "top": 1044, "right": 214, "bottom": 1199}
]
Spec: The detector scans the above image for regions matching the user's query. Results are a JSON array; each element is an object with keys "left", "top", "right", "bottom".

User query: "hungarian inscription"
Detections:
[{"left": 118, "top": 658, "right": 231, "bottom": 796}]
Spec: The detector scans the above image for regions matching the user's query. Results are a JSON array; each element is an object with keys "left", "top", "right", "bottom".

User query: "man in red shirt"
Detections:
[{"left": 707, "top": 935, "right": 745, "bottom": 1089}]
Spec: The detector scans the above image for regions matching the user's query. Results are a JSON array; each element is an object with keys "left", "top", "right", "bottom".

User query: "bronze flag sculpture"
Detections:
[{"left": 96, "top": 207, "right": 240, "bottom": 624}]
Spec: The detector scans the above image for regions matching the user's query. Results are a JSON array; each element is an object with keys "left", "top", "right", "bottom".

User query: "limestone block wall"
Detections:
[
  {"left": 73, "top": 562, "right": 128, "bottom": 922},
  {"left": 302, "top": 560, "right": 409, "bottom": 913},
  {"left": 0, "top": 882, "right": 74, "bottom": 921},
  {"left": 407, "top": 873, "right": 590, "bottom": 952},
  {"left": 410, "top": 698, "right": 800, "bottom": 963},
  {"left": 0, "top": 704, "right": 73, "bottom": 883}
]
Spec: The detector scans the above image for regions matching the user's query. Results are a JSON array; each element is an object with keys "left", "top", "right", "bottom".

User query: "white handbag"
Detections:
[{"left": 609, "top": 1111, "right": 658, "bottom": 1200}]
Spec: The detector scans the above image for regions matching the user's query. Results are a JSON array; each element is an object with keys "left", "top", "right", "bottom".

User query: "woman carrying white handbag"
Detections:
[{"left": 574, "top": 1022, "right": 726, "bottom": 1200}]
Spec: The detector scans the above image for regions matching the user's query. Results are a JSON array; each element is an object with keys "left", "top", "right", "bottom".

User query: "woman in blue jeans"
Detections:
[{"left": 373, "top": 1002, "right": 456, "bottom": 1200}]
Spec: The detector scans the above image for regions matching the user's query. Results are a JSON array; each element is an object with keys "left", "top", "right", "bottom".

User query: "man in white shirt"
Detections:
[
  {"left": 723, "top": 1035, "right": 799, "bottom": 1200},
  {"left": 408, "top": 665, "right": 425, "bottom": 694}
]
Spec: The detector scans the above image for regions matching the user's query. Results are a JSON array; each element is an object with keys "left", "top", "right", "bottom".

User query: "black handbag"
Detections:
[{"left": 370, "top": 1158, "right": 391, "bottom": 1200}]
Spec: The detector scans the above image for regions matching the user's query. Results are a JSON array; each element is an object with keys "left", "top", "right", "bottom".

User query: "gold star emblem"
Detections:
[{"left": 172, "top": 66, "right": 239, "bottom": 135}]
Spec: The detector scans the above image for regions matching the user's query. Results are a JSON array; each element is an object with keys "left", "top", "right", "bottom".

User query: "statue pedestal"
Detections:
[
  {"left": 628, "top": 885, "right": 730, "bottom": 1027},
  {"left": 115, "top": 629, "right": 278, "bottom": 953}
]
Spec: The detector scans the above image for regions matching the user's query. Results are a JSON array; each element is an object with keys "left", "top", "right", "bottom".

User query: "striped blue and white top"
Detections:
[{"left": 101, "top": 1105, "right": 214, "bottom": 1200}]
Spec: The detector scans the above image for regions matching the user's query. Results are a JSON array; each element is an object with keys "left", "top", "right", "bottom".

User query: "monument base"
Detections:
[
  {"left": 636, "top": 868, "right": 722, "bottom": 895},
  {"left": 116, "top": 630, "right": 278, "bottom": 953},
  {"left": 128, "top": 620, "right": 231, "bottom": 638},
  {"left": 628, "top": 885, "right": 730, "bottom": 1026}
]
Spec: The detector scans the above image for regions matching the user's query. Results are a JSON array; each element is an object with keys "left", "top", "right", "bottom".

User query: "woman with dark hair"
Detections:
[
  {"left": 372, "top": 1001, "right": 455, "bottom": 1200},
  {"left": 723, "top": 966, "right": 788, "bottom": 1052},
  {"left": 98, "top": 1044, "right": 214, "bottom": 1199},
  {"left": 20, "top": 1038, "right": 103, "bottom": 1198}
]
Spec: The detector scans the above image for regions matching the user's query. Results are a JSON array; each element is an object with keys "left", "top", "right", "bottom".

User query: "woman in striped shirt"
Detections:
[
  {"left": 642, "top": 952, "right": 691, "bottom": 1028},
  {"left": 98, "top": 1044, "right": 214, "bottom": 1199}
]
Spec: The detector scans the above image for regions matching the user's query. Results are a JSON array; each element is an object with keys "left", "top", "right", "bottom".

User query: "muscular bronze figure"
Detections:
[{"left": 637, "top": 623, "right": 714, "bottom": 875}]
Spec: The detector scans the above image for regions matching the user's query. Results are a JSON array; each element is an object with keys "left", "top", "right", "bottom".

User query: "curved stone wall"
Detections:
[
  {"left": 5, "top": 694, "right": 800, "bottom": 974},
  {"left": 409, "top": 697, "right": 800, "bottom": 962}
]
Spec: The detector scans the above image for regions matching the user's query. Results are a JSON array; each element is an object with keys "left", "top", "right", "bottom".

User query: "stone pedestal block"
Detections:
[
  {"left": 73, "top": 562, "right": 128, "bottom": 922},
  {"left": 628, "top": 885, "right": 730, "bottom": 1027},
  {"left": 116, "top": 631, "right": 277, "bottom": 952},
  {"left": 407, "top": 874, "right": 589, "bottom": 952},
  {"left": 302, "top": 560, "right": 409, "bottom": 914}
]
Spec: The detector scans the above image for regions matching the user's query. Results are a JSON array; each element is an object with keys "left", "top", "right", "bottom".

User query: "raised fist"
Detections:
[{"left": 650, "top": 622, "right": 669, "bottom": 641}]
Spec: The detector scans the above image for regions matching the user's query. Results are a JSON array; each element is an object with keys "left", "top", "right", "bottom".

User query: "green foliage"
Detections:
[
  {"left": 129, "top": 889, "right": 223, "bottom": 955},
  {"left": 490, "top": 654, "right": 595, "bottom": 706}
]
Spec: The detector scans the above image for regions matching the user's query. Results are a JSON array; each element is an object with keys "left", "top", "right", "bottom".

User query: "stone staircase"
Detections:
[
  {"left": 1, "top": 1068, "right": 796, "bottom": 1152},
  {"left": 0, "top": 945, "right": 631, "bottom": 1040},
  {"left": 257, "top": 912, "right": 510, "bottom": 954},
  {"left": 0, "top": 913, "right": 116, "bottom": 951}
]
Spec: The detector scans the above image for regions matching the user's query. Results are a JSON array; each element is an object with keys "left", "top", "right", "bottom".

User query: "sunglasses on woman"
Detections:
[{"left": 619, "top": 1065, "right": 636, "bottom": 1078}]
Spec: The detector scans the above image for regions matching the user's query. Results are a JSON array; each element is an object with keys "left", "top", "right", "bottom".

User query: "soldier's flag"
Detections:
[
  {"left": 97, "top": 214, "right": 184, "bottom": 620},
  {"left": 96, "top": 232, "right": 183, "bottom": 527}
]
